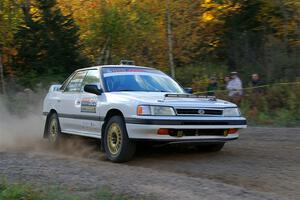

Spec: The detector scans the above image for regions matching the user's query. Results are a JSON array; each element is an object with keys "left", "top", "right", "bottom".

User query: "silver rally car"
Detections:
[{"left": 43, "top": 64, "right": 247, "bottom": 162}]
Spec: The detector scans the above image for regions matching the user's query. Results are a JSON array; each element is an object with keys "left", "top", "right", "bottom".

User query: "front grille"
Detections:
[
  {"left": 176, "top": 109, "right": 223, "bottom": 115},
  {"left": 204, "top": 109, "right": 223, "bottom": 115},
  {"left": 169, "top": 129, "right": 226, "bottom": 137}
]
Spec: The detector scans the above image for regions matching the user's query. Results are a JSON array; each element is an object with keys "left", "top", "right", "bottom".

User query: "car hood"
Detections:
[{"left": 106, "top": 92, "right": 236, "bottom": 108}]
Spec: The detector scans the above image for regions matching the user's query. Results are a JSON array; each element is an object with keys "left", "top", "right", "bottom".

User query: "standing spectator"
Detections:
[
  {"left": 224, "top": 75, "right": 230, "bottom": 84},
  {"left": 226, "top": 72, "right": 243, "bottom": 105},
  {"left": 219, "top": 75, "right": 230, "bottom": 93},
  {"left": 249, "top": 73, "right": 265, "bottom": 118},
  {"left": 251, "top": 73, "right": 264, "bottom": 94},
  {"left": 207, "top": 77, "right": 218, "bottom": 96},
  {"left": 221, "top": 75, "right": 230, "bottom": 90}
]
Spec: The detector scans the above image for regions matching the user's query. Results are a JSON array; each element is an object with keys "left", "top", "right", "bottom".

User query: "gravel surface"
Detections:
[
  {"left": 0, "top": 128, "right": 299, "bottom": 200},
  {"left": 129, "top": 128, "right": 300, "bottom": 199}
]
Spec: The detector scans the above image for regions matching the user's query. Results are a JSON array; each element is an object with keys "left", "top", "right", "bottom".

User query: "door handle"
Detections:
[
  {"left": 75, "top": 100, "right": 81, "bottom": 105},
  {"left": 57, "top": 99, "right": 61, "bottom": 103}
]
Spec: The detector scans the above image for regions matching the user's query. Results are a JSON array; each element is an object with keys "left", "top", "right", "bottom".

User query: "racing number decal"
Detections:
[{"left": 81, "top": 98, "right": 97, "bottom": 113}]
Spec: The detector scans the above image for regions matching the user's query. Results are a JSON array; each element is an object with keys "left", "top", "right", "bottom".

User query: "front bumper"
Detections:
[{"left": 125, "top": 116, "right": 246, "bottom": 142}]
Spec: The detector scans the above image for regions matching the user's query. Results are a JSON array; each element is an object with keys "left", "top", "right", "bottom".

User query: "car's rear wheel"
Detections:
[
  {"left": 103, "top": 116, "right": 136, "bottom": 162},
  {"left": 47, "top": 113, "right": 62, "bottom": 147},
  {"left": 196, "top": 143, "right": 225, "bottom": 152}
]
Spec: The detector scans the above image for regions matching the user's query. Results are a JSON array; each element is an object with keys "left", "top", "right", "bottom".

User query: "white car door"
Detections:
[
  {"left": 78, "top": 69, "right": 103, "bottom": 137},
  {"left": 57, "top": 70, "right": 87, "bottom": 133}
]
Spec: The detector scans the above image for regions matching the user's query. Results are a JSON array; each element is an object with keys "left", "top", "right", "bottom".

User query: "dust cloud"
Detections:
[
  {"left": 0, "top": 91, "right": 101, "bottom": 158},
  {"left": 0, "top": 94, "right": 44, "bottom": 151}
]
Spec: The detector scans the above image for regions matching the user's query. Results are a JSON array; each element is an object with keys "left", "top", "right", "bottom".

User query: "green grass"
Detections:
[{"left": 0, "top": 179, "right": 132, "bottom": 200}]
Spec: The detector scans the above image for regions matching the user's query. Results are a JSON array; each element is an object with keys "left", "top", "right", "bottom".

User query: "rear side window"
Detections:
[
  {"left": 81, "top": 69, "right": 100, "bottom": 91},
  {"left": 64, "top": 71, "right": 87, "bottom": 92}
]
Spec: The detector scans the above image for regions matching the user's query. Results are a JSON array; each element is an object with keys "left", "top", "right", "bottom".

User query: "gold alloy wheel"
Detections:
[
  {"left": 49, "top": 119, "right": 58, "bottom": 144},
  {"left": 107, "top": 123, "right": 122, "bottom": 155}
]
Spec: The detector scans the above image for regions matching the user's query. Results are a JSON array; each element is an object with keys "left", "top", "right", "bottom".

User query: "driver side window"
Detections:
[
  {"left": 81, "top": 69, "right": 100, "bottom": 92},
  {"left": 64, "top": 71, "right": 87, "bottom": 92}
]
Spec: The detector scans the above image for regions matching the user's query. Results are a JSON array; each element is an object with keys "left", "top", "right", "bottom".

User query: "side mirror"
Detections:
[
  {"left": 184, "top": 87, "right": 193, "bottom": 94},
  {"left": 84, "top": 84, "right": 102, "bottom": 95}
]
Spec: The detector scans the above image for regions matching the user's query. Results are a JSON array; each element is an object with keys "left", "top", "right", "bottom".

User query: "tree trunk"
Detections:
[
  {"left": 21, "top": 0, "right": 31, "bottom": 22},
  {"left": 0, "top": 54, "right": 6, "bottom": 95},
  {"left": 277, "top": 0, "right": 289, "bottom": 54},
  {"left": 104, "top": 45, "right": 111, "bottom": 65},
  {"left": 97, "top": 37, "right": 110, "bottom": 65},
  {"left": 166, "top": 0, "right": 175, "bottom": 78}
]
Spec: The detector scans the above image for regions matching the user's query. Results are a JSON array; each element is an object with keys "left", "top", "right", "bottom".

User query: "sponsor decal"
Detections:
[
  {"left": 103, "top": 67, "right": 162, "bottom": 74},
  {"left": 81, "top": 98, "right": 97, "bottom": 113},
  {"left": 108, "top": 68, "right": 146, "bottom": 73}
]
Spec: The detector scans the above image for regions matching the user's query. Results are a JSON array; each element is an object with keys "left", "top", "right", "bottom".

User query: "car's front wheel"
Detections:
[
  {"left": 47, "top": 113, "right": 62, "bottom": 147},
  {"left": 103, "top": 116, "right": 136, "bottom": 162}
]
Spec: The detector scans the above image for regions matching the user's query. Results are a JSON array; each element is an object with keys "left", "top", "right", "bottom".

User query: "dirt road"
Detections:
[{"left": 0, "top": 128, "right": 299, "bottom": 200}]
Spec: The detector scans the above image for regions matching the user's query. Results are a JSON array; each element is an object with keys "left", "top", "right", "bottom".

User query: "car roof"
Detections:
[{"left": 75, "top": 65, "right": 156, "bottom": 72}]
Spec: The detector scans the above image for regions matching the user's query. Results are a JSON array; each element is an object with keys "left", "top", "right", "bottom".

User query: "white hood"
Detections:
[{"left": 106, "top": 92, "right": 236, "bottom": 108}]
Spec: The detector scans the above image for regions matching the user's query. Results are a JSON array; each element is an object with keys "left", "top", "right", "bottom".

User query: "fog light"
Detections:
[
  {"left": 228, "top": 128, "right": 238, "bottom": 134},
  {"left": 157, "top": 128, "right": 170, "bottom": 135}
]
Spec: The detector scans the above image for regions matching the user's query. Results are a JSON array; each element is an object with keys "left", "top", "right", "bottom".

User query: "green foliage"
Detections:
[
  {"left": 219, "top": 0, "right": 300, "bottom": 82},
  {"left": 191, "top": 81, "right": 300, "bottom": 126},
  {"left": 0, "top": 0, "right": 23, "bottom": 51},
  {"left": 0, "top": 0, "right": 299, "bottom": 127},
  {"left": 86, "top": 1, "right": 163, "bottom": 67},
  {"left": 0, "top": 184, "right": 37, "bottom": 200},
  {"left": 0, "top": 181, "right": 131, "bottom": 200},
  {"left": 0, "top": 0, "right": 298, "bottom": 88},
  {"left": 239, "top": 83, "right": 300, "bottom": 126},
  {"left": 12, "top": 0, "right": 88, "bottom": 88},
  {"left": 176, "top": 63, "right": 227, "bottom": 89}
]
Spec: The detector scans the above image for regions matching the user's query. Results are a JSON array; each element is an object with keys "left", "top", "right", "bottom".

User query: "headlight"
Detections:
[
  {"left": 137, "top": 105, "right": 175, "bottom": 116},
  {"left": 223, "top": 108, "right": 241, "bottom": 117}
]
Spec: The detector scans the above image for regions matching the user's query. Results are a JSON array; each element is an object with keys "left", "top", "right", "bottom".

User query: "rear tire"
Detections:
[
  {"left": 47, "top": 113, "right": 62, "bottom": 147},
  {"left": 103, "top": 116, "right": 136, "bottom": 162},
  {"left": 196, "top": 143, "right": 225, "bottom": 152}
]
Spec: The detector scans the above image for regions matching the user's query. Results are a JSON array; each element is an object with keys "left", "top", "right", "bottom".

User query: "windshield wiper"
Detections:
[
  {"left": 117, "top": 89, "right": 150, "bottom": 92},
  {"left": 160, "top": 90, "right": 171, "bottom": 92},
  {"left": 151, "top": 90, "right": 171, "bottom": 92},
  {"left": 117, "top": 89, "right": 137, "bottom": 91},
  {"left": 117, "top": 89, "right": 172, "bottom": 92}
]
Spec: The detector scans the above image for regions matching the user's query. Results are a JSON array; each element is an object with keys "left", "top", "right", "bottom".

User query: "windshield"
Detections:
[{"left": 102, "top": 67, "right": 185, "bottom": 93}]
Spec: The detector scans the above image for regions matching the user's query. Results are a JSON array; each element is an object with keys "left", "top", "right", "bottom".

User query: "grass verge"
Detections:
[{"left": 0, "top": 178, "right": 132, "bottom": 200}]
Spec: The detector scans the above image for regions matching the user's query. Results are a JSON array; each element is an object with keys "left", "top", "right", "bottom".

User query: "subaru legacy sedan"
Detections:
[{"left": 43, "top": 64, "right": 247, "bottom": 162}]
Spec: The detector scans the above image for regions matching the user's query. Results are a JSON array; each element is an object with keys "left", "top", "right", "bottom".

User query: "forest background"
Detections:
[{"left": 0, "top": 0, "right": 299, "bottom": 126}]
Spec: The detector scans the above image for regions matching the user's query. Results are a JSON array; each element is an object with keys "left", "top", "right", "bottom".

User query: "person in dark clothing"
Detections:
[
  {"left": 220, "top": 75, "right": 230, "bottom": 91},
  {"left": 251, "top": 73, "right": 264, "bottom": 94},
  {"left": 224, "top": 75, "right": 230, "bottom": 85},
  {"left": 207, "top": 77, "right": 218, "bottom": 96},
  {"left": 249, "top": 73, "right": 265, "bottom": 118},
  {"left": 251, "top": 74, "right": 261, "bottom": 86}
]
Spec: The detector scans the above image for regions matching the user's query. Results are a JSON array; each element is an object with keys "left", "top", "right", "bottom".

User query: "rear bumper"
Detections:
[{"left": 125, "top": 117, "right": 246, "bottom": 141}]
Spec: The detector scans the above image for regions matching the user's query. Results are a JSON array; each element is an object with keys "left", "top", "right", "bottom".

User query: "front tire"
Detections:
[
  {"left": 47, "top": 113, "right": 62, "bottom": 147},
  {"left": 103, "top": 116, "right": 136, "bottom": 162}
]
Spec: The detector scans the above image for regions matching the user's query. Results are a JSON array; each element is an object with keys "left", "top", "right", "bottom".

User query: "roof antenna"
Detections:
[{"left": 120, "top": 60, "right": 135, "bottom": 65}]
